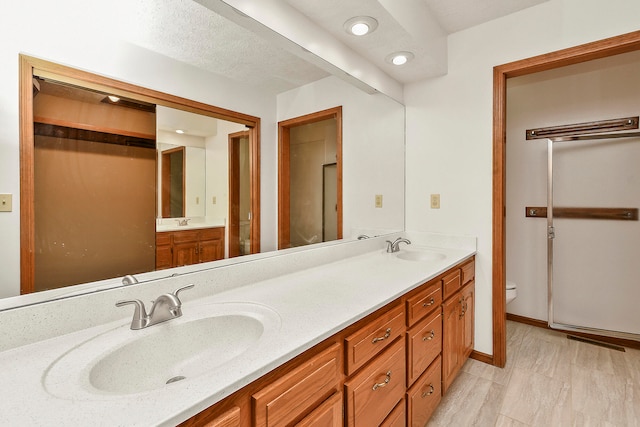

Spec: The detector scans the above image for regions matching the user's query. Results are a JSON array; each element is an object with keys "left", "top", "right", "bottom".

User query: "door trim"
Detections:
[
  {"left": 19, "top": 54, "right": 262, "bottom": 294},
  {"left": 278, "top": 106, "right": 343, "bottom": 249},
  {"left": 492, "top": 30, "right": 640, "bottom": 367}
]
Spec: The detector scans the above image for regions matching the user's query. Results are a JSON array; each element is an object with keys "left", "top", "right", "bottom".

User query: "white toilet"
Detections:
[{"left": 506, "top": 280, "right": 517, "bottom": 304}]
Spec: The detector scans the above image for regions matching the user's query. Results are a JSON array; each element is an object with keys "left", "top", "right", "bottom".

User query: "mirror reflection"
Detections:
[{"left": 9, "top": 2, "right": 405, "bottom": 309}]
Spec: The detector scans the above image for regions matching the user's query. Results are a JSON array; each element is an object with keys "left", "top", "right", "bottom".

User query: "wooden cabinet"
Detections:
[
  {"left": 381, "top": 399, "right": 406, "bottom": 427},
  {"left": 155, "top": 232, "right": 173, "bottom": 270},
  {"left": 442, "top": 258, "right": 475, "bottom": 394},
  {"left": 407, "top": 356, "right": 441, "bottom": 427},
  {"left": 296, "top": 392, "right": 343, "bottom": 427},
  {"left": 253, "top": 344, "right": 340, "bottom": 427},
  {"left": 344, "top": 338, "right": 406, "bottom": 427},
  {"left": 344, "top": 304, "right": 405, "bottom": 375},
  {"left": 156, "top": 227, "right": 224, "bottom": 269},
  {"left": 180, "top": 256, "right": 475, "bottom": 427}
]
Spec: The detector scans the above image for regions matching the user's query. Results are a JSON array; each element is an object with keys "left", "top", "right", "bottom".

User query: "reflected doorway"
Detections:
[
  {"left": 161, "top": 146, "right": 185, "bottom": 218},
  {"left": 229, "top": 131, "right": 251, "bottom": 257},
  {"left": 278, "top": 107, "right": 342, "bottom": 249}
]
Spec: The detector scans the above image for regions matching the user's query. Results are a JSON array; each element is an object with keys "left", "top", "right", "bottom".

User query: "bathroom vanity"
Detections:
[
  {"left": 156, "top": 226, "right": 225, "bottom": 269},
  {"left": 0, "top": 233, "right": 475, "bottom": 426},
  {"left": 181, "top": 256, "right": 475, "bottom": 426}
]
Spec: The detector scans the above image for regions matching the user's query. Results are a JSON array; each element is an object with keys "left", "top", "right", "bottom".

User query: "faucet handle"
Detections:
[
  {"left": 116, "top": 299, "right": 149, "bottom": 330},
  {"left": 173, "top": 284, "right": 194, "bottom": 300}
]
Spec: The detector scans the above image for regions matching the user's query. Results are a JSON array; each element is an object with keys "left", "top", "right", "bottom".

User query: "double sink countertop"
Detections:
[{"left": 0, "top": 233, "right": 475, "bottom": 426}]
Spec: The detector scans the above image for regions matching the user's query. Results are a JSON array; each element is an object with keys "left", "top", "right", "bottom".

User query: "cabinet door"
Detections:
[
  {"left": 199, "top": 238, "right": 224, "bottom": 263},
  {"left": 345, "top": 338, "right": 405, "bottom": 427},
  {"left": 198, "top": 227, "right": 225, "bottom": 263},
  {"left": 381, "top": 399, "right": 405, "bottom": 427},
  {"left": 253, "top": 344, "right": 340, "bottom": 427},
  {"left": 407, "top": 309, "right": 442, "bottom": 386},
  {"left": 407, "top": 357, "right": 441, "bottom": 427},
  {"left": 156, "top": 232, "right": 173, "bottom": 269},
  {"left": 441, "top": 295, "right": 460, "bottom": 394},
  {"left": 461, "top": 282, "right": 475, "bottom": 360},
  {"left": 296, "top": 392, "right": 343, "bottom": 427},
  {"left": 173, "top": 241, "right": 198, "bottom": 266}
]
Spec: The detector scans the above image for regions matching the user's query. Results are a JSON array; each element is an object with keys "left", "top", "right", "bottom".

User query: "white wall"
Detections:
[
  {"left": 0, "top": 0, "right": 276, "bottom": 298},
  {"left": 506, "top": 51, "right": 640, "bottom": 334},
  {"left": 277, "top": 76, "right": 406, "bottom": 238},
  {"left": 404, "top": 0, "right": 640, "bottom": 354}
]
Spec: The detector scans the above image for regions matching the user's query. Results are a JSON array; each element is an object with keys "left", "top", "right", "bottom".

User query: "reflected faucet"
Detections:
[
  {"left": 116, "top": 284, "right": 194, "bottom": 330},
  {"left": 386, "top": 237, "right": 411, "bottom": 253},
  {"left": 121, "top": 274, "right": 139, "bottom": 285},
  {"left": 176, "top": 218, "right": 191, "bottom": 226},
  {"left": 357, "top": 234, "right": 370, "bottom": 240}
]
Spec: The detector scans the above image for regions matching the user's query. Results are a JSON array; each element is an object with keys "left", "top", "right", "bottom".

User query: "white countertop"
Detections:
[{"left": 0, "top": 238, "right": 474, "bottom": 426}]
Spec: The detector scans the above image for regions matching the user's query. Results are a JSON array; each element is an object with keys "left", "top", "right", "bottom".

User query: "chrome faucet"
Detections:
[
  {"left": 386, "top": 237, "right": 411, "bottom": 253},
  {"left": 116, "top": 284, "right": 194, "bottom": 330},
  {"left": 176, "top": 218, "right": 191, "bottom": 226}
]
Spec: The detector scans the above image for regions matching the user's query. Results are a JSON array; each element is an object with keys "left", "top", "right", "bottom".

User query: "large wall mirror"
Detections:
[{"left": 3, "top": 0, "right": 405, "bottom": 310}]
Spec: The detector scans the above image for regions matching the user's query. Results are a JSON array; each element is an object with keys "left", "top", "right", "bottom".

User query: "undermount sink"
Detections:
[
  {"left": 395, "top": 249, "right": 446, "bottom": 262},
  {"left": 44, "top": 302, "right": 281, "bottom": 398}
]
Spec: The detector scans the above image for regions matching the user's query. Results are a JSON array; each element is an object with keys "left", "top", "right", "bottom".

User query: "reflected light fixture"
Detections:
[
  {"left": 386, "top": 51, "right": 415, "bottom": 66},
  {"left": 344, "top": 16, "right": 378, "bottom": 36},
  {"left": 175, "top": 129, "right": 185, "bottom": 134}
]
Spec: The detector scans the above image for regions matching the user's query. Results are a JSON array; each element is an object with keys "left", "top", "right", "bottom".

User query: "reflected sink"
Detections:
[
  {"left": 44, "top": 302, "right": 281, "bottom": 398},
  {"left": 395, "top": 249, "right": 446, "bottom": 262}
]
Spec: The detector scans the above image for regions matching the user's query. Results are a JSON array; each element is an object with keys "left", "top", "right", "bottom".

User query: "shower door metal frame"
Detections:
[{"left": 544, "top": 131, "right": 640, "bottom": 341}]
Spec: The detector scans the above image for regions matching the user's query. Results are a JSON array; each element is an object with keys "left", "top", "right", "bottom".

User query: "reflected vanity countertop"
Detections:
[
  {"left": 0, "top": 233, "right": 475, "bottom": 426},
  {"left": 156, "top": 219, "right": 225, "bottom": 232}
]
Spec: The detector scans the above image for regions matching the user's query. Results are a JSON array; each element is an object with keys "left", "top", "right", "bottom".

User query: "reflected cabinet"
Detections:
[{"left": 156, "top": 227, "right": 225, "bottom": 270}]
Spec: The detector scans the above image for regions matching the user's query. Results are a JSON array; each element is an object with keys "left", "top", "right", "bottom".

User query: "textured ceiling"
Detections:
[
  {"left": 107, "top": 0, "right": 549, "bottom": 95},
  {"left": 423, "top": 0, "right": 549, "bottom": 33}
]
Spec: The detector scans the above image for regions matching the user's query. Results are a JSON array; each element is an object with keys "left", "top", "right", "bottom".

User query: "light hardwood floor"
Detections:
[{"left": 427, "top": 320, "right": 640, "bottom": 426}]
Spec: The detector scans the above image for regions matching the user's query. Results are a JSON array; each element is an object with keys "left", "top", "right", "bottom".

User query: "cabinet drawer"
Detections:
[
  {"left": 253, "top": 343, "right": 340, "bottom": 427},
  {"left": 461, "top": 258, "right": 475, "bottom": 285},
  {"left": 407, "top": 356, "right": 442, "bottom": 427},
  {"left": 345, "top": 338, "right": 406, "bottom": 427},
  {"left": 345, "top": 304, "right": 405, "bottom": 375},
  {"left": 407, "top": 309, "right": 442, "bottom": 386},
  {"left": 156, "top": 232, "right": 172, "bottom": 246},
  {"left": 172, "top": 229, "right": 200, "bottom": 244},
  {"left": 442, "top": 269, "right": 462, "bottom": 301},
  {"left": 381, "top": 399, "right": 406, "bottom": 427},
  {"left": 406, "top": 279, "right": 442, "bottom": 327},
  {"left": 296, "top": 392, "right": 343, "bottom": 427},
  {"left": 200, "top": 227, "right": 224, "bottom": 241}
]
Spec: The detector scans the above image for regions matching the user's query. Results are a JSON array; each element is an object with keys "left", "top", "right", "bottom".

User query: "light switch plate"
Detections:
[
  {"left": 0, "top": 194, "right": 12, "bottom": 212},
  {"left": 430, "top": 194, "right": 440, "bottom": 209},
  {"left": 375, "top": 194, "right": 383, "bottom": 208}
]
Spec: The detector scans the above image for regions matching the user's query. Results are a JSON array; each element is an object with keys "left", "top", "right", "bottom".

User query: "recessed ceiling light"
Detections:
[
  {"left": 386, "top": 51, "right": 415, "bottom": 66},
  {"left": 107, "top": 95, "right": 120, "bottom": 103},
  {"left": 175, "top": 129, "right": 185, "bottom": 134},
  {"left": 344, "top": 16, "right": 378, "bottom": 36}
]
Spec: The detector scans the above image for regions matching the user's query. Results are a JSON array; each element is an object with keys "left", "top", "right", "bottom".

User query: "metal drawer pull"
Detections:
[
  {"left": 372, "top": 328, "right": 392, "bottom": 343},
  {"left": 423, "top": 297, "right": 435, "bottom": 307},
  {"left": 372, "top": 371, "right": 392, "bottom": 391},
  {"left": 421, "top": 384, "right": 435, "bottom": 398},
  {"left": 422, "top": 330, "right": 435, "bottom": 341}
]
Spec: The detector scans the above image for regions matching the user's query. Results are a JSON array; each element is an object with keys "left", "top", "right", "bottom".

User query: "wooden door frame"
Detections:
[
  {"left": 277, "top": 106, "right": 342, "bottom": 249},
  {"left": 161, "top": 146, "right": 186, "bottom": 218},
  {"left": 492, "top": 30, "right": 640, "bottom": 367},
  {"left": 19, "top": 54, "right": 261, "bottom": 294},
  {"left": 228, "top": 130, "right": 250, "bottom": 258}
]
